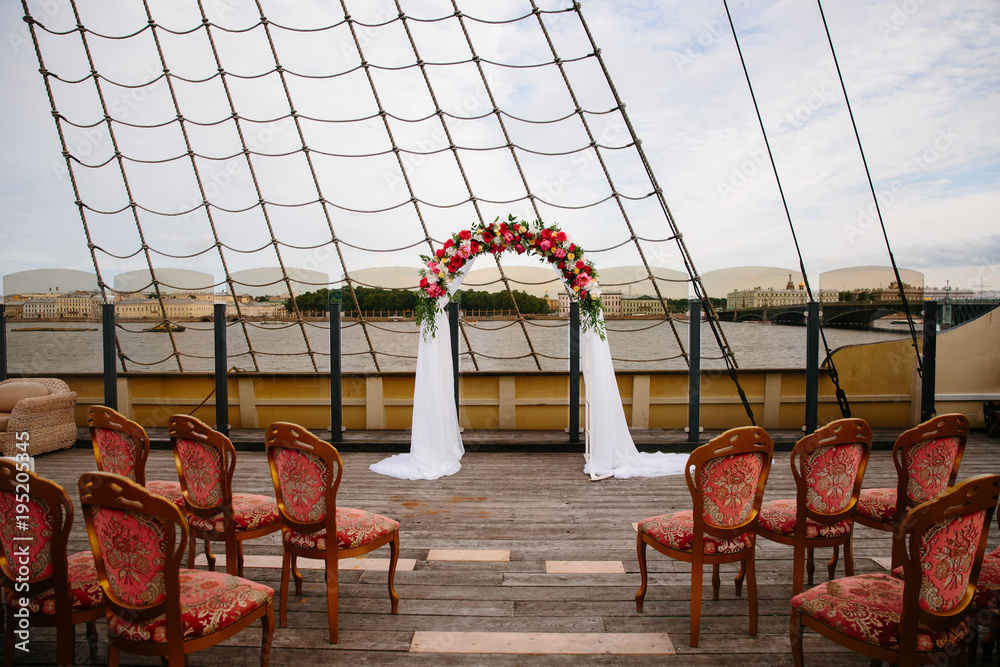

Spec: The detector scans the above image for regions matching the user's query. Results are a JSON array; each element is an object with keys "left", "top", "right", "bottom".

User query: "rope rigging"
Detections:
[{"left": 22, "top": 0, "right": 761, "bottom": 404}]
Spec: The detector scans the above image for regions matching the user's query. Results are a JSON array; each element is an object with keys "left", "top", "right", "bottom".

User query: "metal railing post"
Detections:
[
  {"left": 448, "top": 302, "right": 459, "bottom": 418},
  {"left": 688, "top": 300, "right": 701, "bottom": 443},
  {"left": 214, "top": 303, "right": 228, "bottom": 437},
  {"left": 921, "top": 301, "right": 938, "bottom": 421},
  {"left": 329, "top": 302, "right": 342, "bottom": 442},
  {"left": 101, "top": 302, "right": 117, "bottom": 410},
  {"left": 569, "top": 302, "right": 580, "bottom": 444},
  {"left": 805, "top": 301, "right": 820, "bottom": 434}
]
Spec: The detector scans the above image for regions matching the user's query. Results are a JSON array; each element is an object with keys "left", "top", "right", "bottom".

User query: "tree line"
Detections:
[{"left": 284, "top": 287, "right": 550, "bottom": 315}]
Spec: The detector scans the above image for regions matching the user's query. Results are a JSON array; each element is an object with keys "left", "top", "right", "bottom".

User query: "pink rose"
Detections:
[
  {"left": 504, "top": 232, "right": 515, "bottom": 243},
  {"left": 514, "top": 243, "right": 525, "bottom": 254},
  {"left": 553, "top": 248, "right": 566, "bottom": 259},
  {"left": 575, "top": 273, "right": 590, "bottom": 287},
  {"left": 426, "top": 284, "right": 446, "bottom": 298},
  {"left": 539, "top": 239, "right": 552, "bottom": 251},
  {"left": 426, "top": 260, "right": 439, "bottom": 271}
]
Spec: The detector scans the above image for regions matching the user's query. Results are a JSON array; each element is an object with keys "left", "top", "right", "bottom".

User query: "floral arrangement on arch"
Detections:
[{"left": 416, "top": 215, "right": 604, "bottom": 338}]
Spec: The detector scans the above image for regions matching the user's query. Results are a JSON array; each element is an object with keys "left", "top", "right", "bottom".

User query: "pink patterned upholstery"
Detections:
[
  {"left": 856, "top": 487, "right": 896, "bottom": 523},
  {"left": 759, "top": 498, "right": 851, "bottom": 538},
  {"left": 916, "top": 510, "right": 986, "bottom": 612},
  {"left": 792, "top": 574, "right": 968, "bottom": 652},
  {"left": 803, "top": 444, "right": 864, "bottom": 513},
  {"left": 91, "top": 505, "right": 169, "bottom": 606},
  {"left": 146, "top": 480, "right": 185, "bottom": 508},
  {"left": 284, "top": 507, "right": 399, "bottom": 551},
  {"left": 0, "top": 490, "right": 54, "bottom": 579},
  {"left": 637, "top": 510, "right": 754, "bottom": 556},
  {"left": 93, "top": 427, "right": 139, "bottom": 480},
  {"left": 906, "top": 436, "right": 961, "bottom": 503},
  {"left": 107, "top": 569, "right": 273, "bottom": 644},
  {"left": 700, "top": 452, "right": 765, "bottom": 527},
  {"left": 175, "top": 438, "right": 224, "bottom": 508},
  {"left": 187, "top": 494, "right": 280, "bottom": 534},
  {"left": 972, "top": 554, "right": 1000, "bottom": 608},
  {"left": 4, "top": 551, "right": 103, "bottom": 615},
  {"left": 272, "top": 447, "right": 330, "bottom": 523}
]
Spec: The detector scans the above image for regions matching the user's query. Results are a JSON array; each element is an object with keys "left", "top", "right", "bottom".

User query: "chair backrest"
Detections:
[
  {"left": 168, "top": 414, "right": 235, "bottom": 518},
  {"left": 686, "top": 426, "right": 773, "bottom": 538},
  {"left": 0, "top": 459, "right": 73, "bottom": 601},
  {"left": 791, "top": 418, "right": 872, "bottom": 520},
  {"left": 896, "top": 474, "right": 999, "bottom": 642},
  {"left": 893, "top": 413, "right": 968, "bottom": 514},
  {"left": 265, "top": 422, "right": 342, "bottom": 536},
  {"left": 78, "top": 471, "right": 187, "bottom": 625},
  {"left": 89, "top": 405, "right": 150, "bottom": 485}
]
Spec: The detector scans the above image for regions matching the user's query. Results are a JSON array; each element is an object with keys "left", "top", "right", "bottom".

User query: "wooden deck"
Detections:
[{"left": 9, "top": 431, "right": 1000, "bottom": 665}]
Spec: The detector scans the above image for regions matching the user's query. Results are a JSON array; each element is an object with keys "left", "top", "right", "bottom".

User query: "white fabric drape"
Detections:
[
  {"left": 369, "top": 259, "right": 475, "bottom": 480},
  {"left": 581, "top": 314, "right": 687, "bottom": 479}
]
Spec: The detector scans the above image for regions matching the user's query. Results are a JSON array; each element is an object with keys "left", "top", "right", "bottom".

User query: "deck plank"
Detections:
[{"left": 8, "top": 432, "right": 999, "bottom": 665}]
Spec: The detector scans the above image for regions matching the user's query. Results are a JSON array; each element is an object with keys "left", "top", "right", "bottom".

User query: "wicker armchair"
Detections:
[{"left": 0, "top": 378, "right": 78, "bottom": 457}]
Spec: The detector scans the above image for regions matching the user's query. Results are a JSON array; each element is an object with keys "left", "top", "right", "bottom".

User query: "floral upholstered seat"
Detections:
[
  {"left": 757, "top": 419, "right": 871, "bottom": 596},
  {"left": 266, "top": 422, "right": 401, "bottom": 644},
  {"left": 0, "top": 460, "right": 104, "bottom": 666},
  {"left": 791, "top": 474, "right": 999, "bottom": 666},
  {"left": 89, "top": 405, "right": 185, "bottom": 508},
  {"left": 78, "top": 471, "right": 275, "bottom": 666},
  {"left": 635, "top": 426, "right": 773, "bottom": 648},
  {"left": 855, "top": 414, "right": 967, "bottom": 561},
  {"left": 169, "top": 414, "right": 281, "bottom": 577}
]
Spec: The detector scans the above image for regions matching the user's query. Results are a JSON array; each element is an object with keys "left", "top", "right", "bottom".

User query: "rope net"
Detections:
[{"left": 21, "top": 0, "right": 746, "bottom": 404}]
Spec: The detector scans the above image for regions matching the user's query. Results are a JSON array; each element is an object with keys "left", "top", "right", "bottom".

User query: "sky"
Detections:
[{"left": 1, "top": 0, "right": 999, "bottom": 298}]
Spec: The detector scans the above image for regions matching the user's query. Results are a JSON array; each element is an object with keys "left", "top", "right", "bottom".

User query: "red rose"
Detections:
[
  {"left": 459, "top": 229, "right": 472, "bottom": 240},
  {"left": 514, "top": 243, "right": 525, "bottom": 254},
  {"left": 444, "top": 239, "right": 454, "bottom": 249},
  {"left": 499, "top": 222, "right": 509, "bottom": 233},
  {"left": 435, "top": 248, "right": 445, "bottom": 258},
  {"left": 541, "top": 228, "right": 552, "bottom": 239},
  {"left": 491, "top": 244, "right": 502, "bottom": 254},
  {"left": 580, "top": 290, "right": 588, "bottom": 299},
  {"left": 558, "top": 261, "right": 566, "bottom": 269},
  {"left": 583, "top": 265, "right": 592, "bottom": 274},
  {"left": 483, "top": 230, "right": 493, "bottom": 242},
  {"left": 555, "top": 231, "right": 567, "bottom": 242},
  {"left": 419, "top": 277, "right": 430, "bottom": 288},
  {"left": 576, "top": 260, "right": 585, "bottom": 269},
  {"left": 470, "top": 240, "right": 480, "bottom": 253}
]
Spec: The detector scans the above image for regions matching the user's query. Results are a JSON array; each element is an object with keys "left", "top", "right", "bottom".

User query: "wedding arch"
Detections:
[{"left": 369, "top": 216, "right": 686, "bottom": 481}]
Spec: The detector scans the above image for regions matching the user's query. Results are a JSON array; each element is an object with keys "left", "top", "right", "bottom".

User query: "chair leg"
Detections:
[
  {"left": 844, "top": 539, "right": 855, "bottom": 577},
  {"left": 806, "top": 546, "right": 815, "bottom": 586},
  {"left": 746, "top": 553, "right": 758, "bottom": 636},
  {"left": 326, "top": 554, "right": 339, "bottom": 644},
  {"left": 827, "top": 544, "right": 840, "bottom": 581},
  {"left": 790, "top": 609, "right": 805, "bottom": 667},
  {"left": 188, "top": 532, "right": 196, "bottom": 569},
  {"left": 711, "top": 563, "right": 720, "bottom": 600},
  {"left": 292, "top": 555, "right": 303, "bottom": 595},
  {"left": 635, "top": 532, "right": 648, "bottom": 613},
  {"left": 204, "top": 539, "right": 216, "bottom": 572},
  {"left": 261, "top": 601, "right": 275, "bottom": 667},
  {"left": 86, "top": 619, "right": 99, "bottom": 659},
  {"left": 387, "top": 531, "right": 400, "bottom": 613},
  {"left": 237, "top": 540, "right": 245, "bottom": 578},
  {"left": 279, "top": 550, "right": 291, "bottom": 628},
  {"left": 690, "top": 559, "right": 704, "bottom": 648},
  {"left": 793, "top": 542, "right": 806, "bottom": 597},
  {"left": 734, "top": 561, "right": 746, "bottom": 597},
  {"left": 4, "top": 606, "right": 14, "bottom": 667},
  {"left": 108, "top": 643, "right": 120, "bottom": 667},
  {"left": 56, "top": 618, "right": 74, "bottom": 667}
]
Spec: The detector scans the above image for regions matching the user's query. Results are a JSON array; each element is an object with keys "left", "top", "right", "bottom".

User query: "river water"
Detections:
[{"left": 4, "top": 318, "right": 911, "bottom": 374}]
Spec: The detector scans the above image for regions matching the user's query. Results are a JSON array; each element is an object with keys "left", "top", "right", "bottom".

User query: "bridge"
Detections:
[{"left": 716, "top": 300, "right": 999, "bottom": 329}]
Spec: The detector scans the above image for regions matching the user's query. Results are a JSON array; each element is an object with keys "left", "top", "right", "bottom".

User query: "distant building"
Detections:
[
  {"left": 923, "top": 282, "right": 976, "bottom": 301},
  {"left": 857, "top": 281, "right": 924, "bottom": 304},
  {"left": 18, "top": 292, "right": 99, "bottom": 318},
  {"left": 727, "top": 274, "right": 837, "bottom": 309},
  {"left": 2, "top": 301, "right": 24, "bottom": 318},
  {"left": 114, "top": 298, "right": 281, "bottom": 320},
  {"left": 601, "top": 291, "right": 622, "bottom": 316},
  {"left": 621, "top": 296, "right": 666, "bottom": 316}
]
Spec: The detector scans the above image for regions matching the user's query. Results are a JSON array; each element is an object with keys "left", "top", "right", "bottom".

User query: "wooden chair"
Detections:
[
  {"left": 855, "top": 413, "right": 968, "bottom": 567},
  {"left": 168, "top": 413, "right": 280, "bottom": 577},
  {"left": 969, "top": 510, "right": 1000, "bottom": 664},
  {"left": 78, "top": 471, "right": 274, "bottom": 666},
  {"left": 265, "top": 422, "right": 400, "bottom": 643},
  {"left": 757, "top": 418, "right": 872, "bottom": 596},
  {"left": 791, "top": 473, "right": 1000, "bottom": 666},
  {"left": 635, "top": 426, "right": 773, "bottom": 647},
  {"left": 0, "top": 459, "right": 103, "bottom": 667},
  {"left": 89, "top": 405, "right": 185, "bottom": 507}
]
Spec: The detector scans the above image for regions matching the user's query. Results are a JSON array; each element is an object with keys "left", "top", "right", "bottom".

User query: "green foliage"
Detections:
[{"left": 454, "top": 288, "right": 549, "bottom": 314}]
